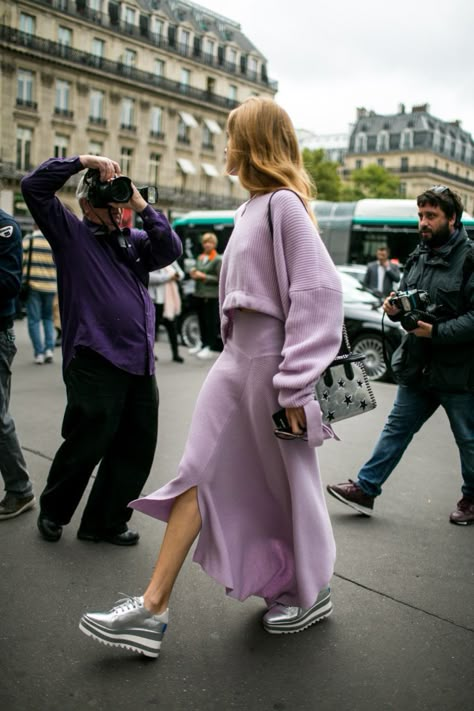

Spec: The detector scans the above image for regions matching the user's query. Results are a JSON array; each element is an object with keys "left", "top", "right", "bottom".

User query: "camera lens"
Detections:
[{"left": 108, "top": 177, "right": 133, "bottom": 203}]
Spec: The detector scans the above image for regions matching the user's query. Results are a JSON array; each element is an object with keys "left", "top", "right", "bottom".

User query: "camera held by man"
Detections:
[
  {"left": 84, "top": 168, "right": 158, "bottom": 208},
  {"left": 387, "top": 288, "right": 440, "bottom": 331}
]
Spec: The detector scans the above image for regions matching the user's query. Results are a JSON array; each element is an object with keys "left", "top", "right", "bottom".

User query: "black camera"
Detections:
[
  {"left": 84, "top": 169, "right": 158, "bottom": 208},
  {"left": 388, "top": 289, "right": 438, "bottom": 331}
]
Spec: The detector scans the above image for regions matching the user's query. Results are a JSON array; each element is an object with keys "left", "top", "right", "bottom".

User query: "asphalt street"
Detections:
[{"left": 0, "top": 319, "right": 472, "bottom": 711}]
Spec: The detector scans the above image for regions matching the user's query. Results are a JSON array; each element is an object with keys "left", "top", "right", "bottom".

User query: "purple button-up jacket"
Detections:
[{"left": 21, "top": 157, "right": 182, "bottom": 375}]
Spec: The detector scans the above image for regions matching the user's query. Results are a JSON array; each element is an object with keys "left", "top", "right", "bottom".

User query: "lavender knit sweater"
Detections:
[{"left": 220, "top": 190, "right": 344, "bottom": 410}]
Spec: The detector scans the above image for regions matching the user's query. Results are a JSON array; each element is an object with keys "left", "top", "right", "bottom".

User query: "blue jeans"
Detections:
[
  {"left": 0, "top": 329, "right": 32, "bottom": 496},
  {"left": 26, "top": 290, "right": 55, "bottom": 356},
  {"left": 358, "top": 385, "right": 474, "bottom": 499}
]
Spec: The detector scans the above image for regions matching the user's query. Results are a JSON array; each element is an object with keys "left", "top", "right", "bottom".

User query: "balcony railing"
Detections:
[
  {"left": 1, "top": 25, "right": 240, "bottom": 112},
  {"left": 150, "top": 130, "right": 165, "bottom": 140},
  {"left": 54, "top": 107, "right": 74, "bottom": 119},
  {"left": 16, "top": 98, "right": 38, "bottom": 110},
  {"left": 29, "top": 0, "right": 278, "bottom": 91},
  {"left": 341, "top": 164, "right": 474, "bottom": 188},
  {"left": 89, "top": 116, "right": 107, "bottom": 126}
]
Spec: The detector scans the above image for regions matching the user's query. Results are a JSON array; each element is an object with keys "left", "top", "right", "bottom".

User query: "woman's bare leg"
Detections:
[{"left": 143, "top": 486, "right": 201, "bottom": 614}]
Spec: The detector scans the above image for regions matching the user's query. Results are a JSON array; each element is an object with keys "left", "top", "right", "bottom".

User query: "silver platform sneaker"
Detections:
[
  {"left": 79, "top": 595, "right": 168, "bottom": 659},
  {"left": 262, "top": 587, "right": 332, "bottom": 634}
]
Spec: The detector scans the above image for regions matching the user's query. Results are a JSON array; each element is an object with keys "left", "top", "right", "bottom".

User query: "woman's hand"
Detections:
[{"left": 285, "top": 406, "right": 307, "bottom": 435}]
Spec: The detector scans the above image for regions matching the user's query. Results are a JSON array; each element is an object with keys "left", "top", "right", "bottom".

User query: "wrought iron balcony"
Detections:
[
  {"left": 29, "top": 0, "right": 278, "bottom": 91},
  {"left": 1, "top": 25, "right": 240, "bottom": 112},
  {"left": 16, "top": 98, "right": 38, "bottom": 110}
]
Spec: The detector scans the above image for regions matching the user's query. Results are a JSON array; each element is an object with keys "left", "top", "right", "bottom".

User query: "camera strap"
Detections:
[{"left": 104, "top": 230, "right": 149, "bottom": 288}]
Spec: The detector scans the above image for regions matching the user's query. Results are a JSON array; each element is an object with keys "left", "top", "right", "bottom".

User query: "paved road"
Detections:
[{"left": 1, "top": 320, "right": 472, "bottom": 711}]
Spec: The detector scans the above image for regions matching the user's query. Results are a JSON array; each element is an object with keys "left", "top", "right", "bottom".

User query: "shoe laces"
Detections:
[{"left": 111, "top": 594, "right": 143, "bottom": 615}]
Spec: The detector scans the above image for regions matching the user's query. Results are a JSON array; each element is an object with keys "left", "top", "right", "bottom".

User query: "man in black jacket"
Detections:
[
  {"left": 327, "top": 186, "right": 474, "bottom": 525},
  {"left": 363, "top": 246, "right": 400, "bottom": 297},
  {"left": 0, "top": 209, "right": 35, "bottom": 519}
]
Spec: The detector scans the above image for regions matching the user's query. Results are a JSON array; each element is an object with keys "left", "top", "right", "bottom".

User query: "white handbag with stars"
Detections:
[{"left": 314, "top": 326, "right": 377, "bottom": 424}]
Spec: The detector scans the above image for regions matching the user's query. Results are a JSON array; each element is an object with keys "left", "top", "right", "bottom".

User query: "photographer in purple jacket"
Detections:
[{"left": 21, "top": 154, "right": 182, "bottom": 546}]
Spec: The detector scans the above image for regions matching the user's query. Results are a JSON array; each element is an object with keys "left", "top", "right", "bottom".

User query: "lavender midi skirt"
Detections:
[{"left": 130, "top": 310, "right": 336, "bottom": 609}]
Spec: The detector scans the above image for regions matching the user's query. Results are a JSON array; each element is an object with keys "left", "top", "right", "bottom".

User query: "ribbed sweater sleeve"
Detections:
[
  {"left": 220, "top": 191, "right": 344, "bottom": 408},
  {"left": 270, "top": 192, "right": 344, "bottom": 407}
]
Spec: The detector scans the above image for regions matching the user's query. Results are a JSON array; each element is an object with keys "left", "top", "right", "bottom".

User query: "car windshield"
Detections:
[{"left": 338, "top": 271, "right": 381, "bottom": 305}]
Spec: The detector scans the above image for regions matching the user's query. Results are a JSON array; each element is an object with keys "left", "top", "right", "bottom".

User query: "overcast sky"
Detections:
[{"left": 198, "top": 0, "right": 474, "bottom": 137}]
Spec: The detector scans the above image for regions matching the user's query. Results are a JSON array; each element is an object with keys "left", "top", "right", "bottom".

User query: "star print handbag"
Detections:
[{"left": 314, "top": 325, "right": 377, "bottom": 424}]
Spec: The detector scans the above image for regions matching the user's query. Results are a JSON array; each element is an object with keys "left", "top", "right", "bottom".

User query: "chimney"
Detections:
[
  {"left": 411, "top": 103, "right": 430, "bottom": 113},
  {"left": 398, "top": 103, "right": 405, "bottom": 114},
  {"left": 356, "top": 107, "right": 367, "bottom": 119},
  {"left": 449, "top": 119, "right": 462, "bottom": 128}
]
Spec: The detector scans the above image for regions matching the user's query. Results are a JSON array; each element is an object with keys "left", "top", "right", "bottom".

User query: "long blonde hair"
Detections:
[{"left": 226, "top": 97, "right": 316, "bottom": 222}]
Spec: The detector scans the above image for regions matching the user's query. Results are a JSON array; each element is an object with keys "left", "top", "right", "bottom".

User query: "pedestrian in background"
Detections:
[
  {"left": 362, "top": 246, "right": 400, "bottom": 297},
  {"left": 23, "top": 226, "right": 57, "bottom": 364},
  {"left": 0, "top": 208, "right": 35, "bottom": 520},
  {"left": 188, "top": 232, "right": 222, "bottom": 359},
  {"left": 21, "top": 154, "right": 182, "bottom": 546},
  {"left": 328, "top": 186, "right": 474, "bottom": 525},
  {"left": 148, "top": 261, "right": 184, "bottom": 363},
  {"left": 80, "top": 96, "right": 343, "bottom": 658}
]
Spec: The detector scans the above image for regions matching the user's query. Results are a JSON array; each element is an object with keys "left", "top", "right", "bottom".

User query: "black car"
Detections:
[
  {"left": 177, "top": 268, "right": 403, "bottom": 382},
  {"left": 337, "top": 270, "right": 403, "bottom": 381}
]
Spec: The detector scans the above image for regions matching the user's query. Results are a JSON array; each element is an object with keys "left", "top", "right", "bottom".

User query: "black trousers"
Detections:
[
  {"left": 195, "top": 296, "right": 220, "bottom": 350},
  {"left": 154, "top": 303, "right": 179, "bottom": 358},
  {"left": 40, "top": 349, "right": 159, "bottom": 534}
]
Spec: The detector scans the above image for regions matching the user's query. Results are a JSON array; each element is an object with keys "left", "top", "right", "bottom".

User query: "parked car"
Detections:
[
  {"left": 177, "top": 267, "right": 403, "bottom": 382},
  {"left": 337, "top": 270, "right": 403, "bottom": 381}
]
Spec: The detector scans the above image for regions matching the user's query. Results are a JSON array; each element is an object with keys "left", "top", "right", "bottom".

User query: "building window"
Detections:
[
  {"left": 89, "top": 90, "right": 105, "bottom": 123},
  {"left": 248, "top": 56, "right": 258, "bottom": 77},
  {"left": 154, "top": 59, "right": 165, "bottom": 77},
  {"left": 150, "top": 107, "right": 163, "bottom": 137},
  {"left": 19, "top": 13, "right": 35, "bottom": 35},
  {"left": 399, "top": 182, "right": 407, "bottom": 197},
  {"left": 377, "top": 158, "right": 384, "bottom": 167},
  {"left": 355, "top": 159, "right": 362, "bottom": 169},
  {"left": 177, "top": 118, "right": 190, "bottom": 144},
  {"left": 88, "top": 140, "right": 103, "bottom": 155},
  {"left": 91, "top": 38, "right": 105, "bottom": 61},
  {"left": 17, "top": 69, "right": 34, "bottom": 105},
  {"left": 180, "top": 29, "right": 191, "bottom": 52},
  {"left": 58, "top": 26, "right": 72, "bottom": 46},
  {"left": 16, "top": 127, "right": 32, "bottom": 170},
  {"left": 123, "top": 6, "right": 136, "bottom": 29},
  {"left": 400, "top": 129, "right": 413, "bottom": 150},
  {"left": 227, "top": 48, "right": 237, "bottom": 68},
  {"left": 465, "top": 145, "right": 472, "bottom": 163},
  {"left": 180, "top": 68, "right": 191, "bottom": 88},
  {"left": 123, "top": 49, "right": 137, "bottom": 69},
  {"left": 151, "top": 17, "right": 163, "bottom": 41},
  {"left": 432, "top": 128, "right": 441, "bottom": 151},
  {"left": 148, "top": 153, "right": 160, "bottom": 185},
  {"left": 401, "top": 157, "right": 409, "bottom": 172},
  {"left": 376, "top": 131, "right": 389, "bottom": 152},
  {"left": 355, "top": 133, "right": 367, "bottom": 152},
  {"left": 55, "top": 80, "right": 71, "bottom": 115},
  {"left": 120, "top": 147, "right": 133, "bottom": 175},
  {"left": 89, "top": 0, "right": 102, "bottom": 11},
  {"left": 202, "top": 125, "right": 213, "bottom": 150},
  {"left": 228, "top": 85, "right": 237, "bottom": 102},
  {"left": 120, "top": 98, "right": 135, "bottom": 129},
  {"left": 54, "top": 134, "right": 69, "bottom": 159}
]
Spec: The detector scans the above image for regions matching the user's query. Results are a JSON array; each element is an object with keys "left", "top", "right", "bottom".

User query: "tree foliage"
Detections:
[
  {"left": 301, "top": 149, "right": 401, "bottom": 202},
  {"left": 302, "top": 148, "right": 341, "bottom": 201}
]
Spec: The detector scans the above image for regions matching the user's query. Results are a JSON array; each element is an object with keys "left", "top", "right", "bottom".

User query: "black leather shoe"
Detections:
[
  {"left": 77, "top": 528, "right": 140, "bottom": 546},
  {"left": 76, "top": 529, "right": 101, "bottom": 543},
  {"left": 102, "top": 529, "right": 140, "bottom": 546},
  {"left": 38, "top": 514, "right": 63, "bottom": 542}
]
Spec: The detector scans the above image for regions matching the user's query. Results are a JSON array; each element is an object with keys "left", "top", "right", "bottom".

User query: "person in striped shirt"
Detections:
[{"left": 23, "top": 226, "right": 57, "bottom": 364}]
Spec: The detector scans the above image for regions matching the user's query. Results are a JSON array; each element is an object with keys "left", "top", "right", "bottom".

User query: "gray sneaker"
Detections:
[
  {"left": 79, "top": 595, "right": 168, "bottom": 659},
  {"left": 262, "top": 588, "right": 332, "bottom": 634},
  {"left": 0, "top": 493, "right": 35, "bottom": 520}
]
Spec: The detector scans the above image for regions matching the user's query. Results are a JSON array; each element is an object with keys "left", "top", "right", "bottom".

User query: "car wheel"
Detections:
[
  {"left": 352, "top": 333, "right": 390, "bottom": 382},
  {"left": 180, "top": 312, "right": 200, "bottom": 348}
]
